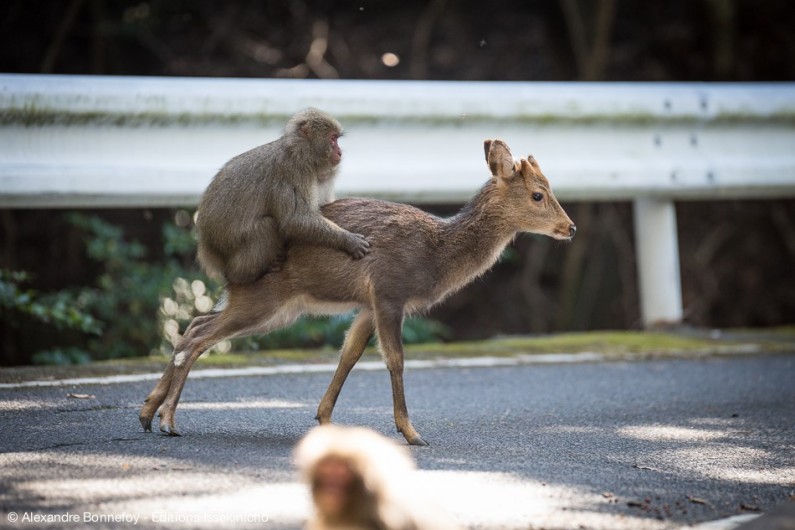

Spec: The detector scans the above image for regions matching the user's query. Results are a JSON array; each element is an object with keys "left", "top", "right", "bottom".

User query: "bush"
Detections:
[
  {"left": 1, "top": 269, "right": 102, "bottom": 365},
  {"left": 0, "top": 270, "right": 102, "bottom": 336}
]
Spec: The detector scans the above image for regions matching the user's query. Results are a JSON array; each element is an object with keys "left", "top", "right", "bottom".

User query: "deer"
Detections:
[{"left": 139, "top": 139, "right": 576, "bottom": 446}]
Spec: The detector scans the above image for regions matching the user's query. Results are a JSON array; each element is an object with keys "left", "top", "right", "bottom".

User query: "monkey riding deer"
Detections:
[
  {"left": 196, "top": 107, "right": 370, "bottom": 285},
  {"left": 140, "top": 140, "right": 576, "bottom": 445}
]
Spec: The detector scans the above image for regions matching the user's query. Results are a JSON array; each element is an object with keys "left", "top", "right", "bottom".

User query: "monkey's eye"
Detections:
[{"left": 532, "top": 192, "right": 544, "bottom": 202}]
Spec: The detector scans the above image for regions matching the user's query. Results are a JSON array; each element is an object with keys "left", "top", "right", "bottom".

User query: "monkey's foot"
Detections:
[{"left": 407, "top": 435, "right": 429, "bottom": 447}]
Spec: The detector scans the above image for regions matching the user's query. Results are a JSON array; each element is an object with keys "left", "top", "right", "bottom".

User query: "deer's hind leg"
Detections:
[
  {"left": 155, "top": 313, "right": 237, "bottom": 436},
  {"left": 316, "top": 309, "right": 374, "bottom": 424},
  {"left": 139, "top": 313, "right": 218, "bottom": 432},
  {"left": 155, "top": 294, "right": 303, "bottom": 436}
]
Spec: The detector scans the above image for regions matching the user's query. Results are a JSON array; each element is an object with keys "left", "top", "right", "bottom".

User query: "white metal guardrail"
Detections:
[{"left": 2, "top": 75, "right": 794, "bottom": 326}]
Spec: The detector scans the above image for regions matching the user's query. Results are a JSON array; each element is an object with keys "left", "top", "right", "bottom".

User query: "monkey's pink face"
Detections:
[
  {"left": 330, "top": 134, "right": 342, "bottom": 166},
  {"left": 312, "top": 456, "right": 355, "bottom": 517}
]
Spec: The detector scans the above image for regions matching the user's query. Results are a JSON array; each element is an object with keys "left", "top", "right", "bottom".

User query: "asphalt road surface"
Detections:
[{"left": 1, "top": 354, "right": 793, "bottom": 530}]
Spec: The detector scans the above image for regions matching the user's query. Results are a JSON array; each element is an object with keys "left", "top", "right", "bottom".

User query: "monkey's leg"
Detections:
[
  {"left": 225, "top": 217, "right": 285, "bottom": 285},
  {"left": 139, "top": 314, "right": 218, "bottom": 431},
  {"left": 374, "top": 302, "right": 428, "bottom": 447},
  {"left": 316, "top": 309, "right": 374, "bottom": 424}
]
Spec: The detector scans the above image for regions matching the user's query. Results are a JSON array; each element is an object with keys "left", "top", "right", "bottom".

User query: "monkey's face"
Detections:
[
  {"left": 312, "top": 455, "right": 358, "bottom": 518},
  {"left": 329, "top": 132, "right": 342, "bottom": 166}
]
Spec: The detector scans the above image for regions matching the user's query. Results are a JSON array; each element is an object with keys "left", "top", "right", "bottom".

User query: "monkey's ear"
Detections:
[
  {"left": 297, "top": 120, "right": 312, "bottom": 138},
  {"left": 486, "top": 139, "right": 514, "bottom": 179},
  {"left": 483, "top": 140, "right": 493, "bottom": 164}
]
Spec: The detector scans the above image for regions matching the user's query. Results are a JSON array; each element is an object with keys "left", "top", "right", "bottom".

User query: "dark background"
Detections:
[{"left": 2, "top": 0, "right": 795, "bottom": 363}]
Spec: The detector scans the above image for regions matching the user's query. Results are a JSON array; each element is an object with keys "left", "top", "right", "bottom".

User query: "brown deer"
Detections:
[{"left": 139, "top": 139, "right": 575, "bottom": 446}]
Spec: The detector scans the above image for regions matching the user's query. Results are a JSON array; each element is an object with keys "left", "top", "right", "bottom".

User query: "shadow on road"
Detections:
[{"left": 1, "top": 355, "right": 793, "bottom": 529}]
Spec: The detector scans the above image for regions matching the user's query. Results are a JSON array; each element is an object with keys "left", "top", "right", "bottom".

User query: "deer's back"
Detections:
[
  {"left": 279, "top": 198, "right": 445, "bottom": 308},
  {"left": 323, "top": 197, "right": 443, "bottom": 250}
]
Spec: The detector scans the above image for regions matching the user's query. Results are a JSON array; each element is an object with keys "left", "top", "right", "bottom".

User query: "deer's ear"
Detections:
[{"left": 486, "top": 139, "right": 514, "bottom": 179}]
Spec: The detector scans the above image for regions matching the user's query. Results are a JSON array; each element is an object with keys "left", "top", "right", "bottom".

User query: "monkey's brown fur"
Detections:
[
  {"left": 196, "top": 107, "right": 370, "bottom": 285},
  {"left": 140, "top": 140, "right": 575, "bottom": 444}
]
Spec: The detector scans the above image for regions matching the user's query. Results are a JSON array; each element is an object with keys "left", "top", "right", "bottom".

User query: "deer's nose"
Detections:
[{"left": 569, "top": 224, "right": 577, "bottom": 237}]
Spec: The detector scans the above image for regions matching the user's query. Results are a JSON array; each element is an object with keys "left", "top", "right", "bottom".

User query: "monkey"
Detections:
[
  {"left": 196, "top": 108, "right": 370, "bottom": 285},
  {"left": 295, "top": 425, "right": 462, "bottom": 530}
]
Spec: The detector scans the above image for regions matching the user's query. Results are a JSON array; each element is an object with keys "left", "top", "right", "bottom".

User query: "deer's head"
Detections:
[{"left": 484, "top": 139, "right": 576, "bottom": 241}]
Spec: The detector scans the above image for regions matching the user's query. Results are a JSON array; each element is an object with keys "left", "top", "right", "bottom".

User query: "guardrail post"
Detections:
[{"left": 633, "top": 198, "right": 684, "bottom": 327}]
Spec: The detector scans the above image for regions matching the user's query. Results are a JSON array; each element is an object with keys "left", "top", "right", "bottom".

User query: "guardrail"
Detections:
[{"left": 2, "top": 75, "right": 794, "bottom": 327}]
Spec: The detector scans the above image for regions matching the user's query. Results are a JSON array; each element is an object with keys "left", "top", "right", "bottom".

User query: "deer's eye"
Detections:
[{"left": 532, "top": 192, "right": 544, "bottom": 202}]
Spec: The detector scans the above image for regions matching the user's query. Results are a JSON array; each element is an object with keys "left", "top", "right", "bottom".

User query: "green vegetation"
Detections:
[
  {"left": 406, "top": 331, "right": 722, "bottom": 357},
  {"left": 1, "top": 269, "right": 102, "bottom": 365}
]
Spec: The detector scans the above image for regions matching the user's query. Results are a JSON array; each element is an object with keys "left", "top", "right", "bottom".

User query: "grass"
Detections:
[
  {"left": 405, "top": 331, "right": 716, "bottom": 357},
  {"left": 1, "top": 328, "right": 793, "bottom": 385}
]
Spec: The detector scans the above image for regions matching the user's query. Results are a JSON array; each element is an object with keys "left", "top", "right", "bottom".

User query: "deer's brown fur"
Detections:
[{"left": 139, "top": 139, "right": 575, "bottom": 445}]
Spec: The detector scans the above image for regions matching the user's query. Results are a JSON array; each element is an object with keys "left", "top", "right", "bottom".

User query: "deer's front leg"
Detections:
[
  {"left": 316, "top": 309, "right": 374, "bottom": 424},
  {"left": 374, "top": 303, "right": 428, "bottom": 447}
]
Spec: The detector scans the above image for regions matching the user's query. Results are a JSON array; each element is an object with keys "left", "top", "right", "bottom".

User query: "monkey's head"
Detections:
[
  {"left": 295, "top": 425, "right": 417, "bottom": 529},
  {"left": 286, "top": 107, "right": 344, "bottom": 169}
]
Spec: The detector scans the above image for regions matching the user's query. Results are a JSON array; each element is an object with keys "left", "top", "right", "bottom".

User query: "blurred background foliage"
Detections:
[{"left": 1, "top": 0, "right": 795, "bottom": 365}]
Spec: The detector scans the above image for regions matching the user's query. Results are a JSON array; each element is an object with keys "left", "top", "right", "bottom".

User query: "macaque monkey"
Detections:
[
  {"left": 295, "top": 425, "right": 461, "bottom": 530},
  {"left": 196, "top": 108, "right": 370, "bottom": 285}
]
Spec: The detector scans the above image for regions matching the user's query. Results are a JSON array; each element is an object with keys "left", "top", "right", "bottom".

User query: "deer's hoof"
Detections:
[
  {"left": 408, "top": 435, "right": 429, "bottom": 447},
  {"left": 159, "top": 423, "right": 181, "bottom": 437},
  {"left": 139, "top": 415, "right": 153, "bottom": 432}
]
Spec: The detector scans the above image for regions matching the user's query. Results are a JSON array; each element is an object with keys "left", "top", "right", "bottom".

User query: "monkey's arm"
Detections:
[
  {"left": 282, "top": 213, "right": 370, "bottom": 259},
  {"left": 274, "top": 192, "right": 370, "bottom": 259}
]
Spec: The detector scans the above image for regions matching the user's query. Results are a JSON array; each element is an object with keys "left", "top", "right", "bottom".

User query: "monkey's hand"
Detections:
[{"left": 343, "top": 233, "right": 371, "bottom": 259}]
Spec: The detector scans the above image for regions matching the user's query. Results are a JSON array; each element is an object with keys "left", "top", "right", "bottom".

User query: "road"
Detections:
[{"left": 0, "top": 354, "right": 793, "bottom": 529}]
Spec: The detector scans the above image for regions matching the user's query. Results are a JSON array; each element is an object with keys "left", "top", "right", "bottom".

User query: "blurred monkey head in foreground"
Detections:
[{"left": 294, "top": 425, "right": 460, "bottom": 530}]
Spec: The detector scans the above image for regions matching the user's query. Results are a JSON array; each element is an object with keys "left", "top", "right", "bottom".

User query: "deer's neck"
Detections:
[{"left": 437, "top": 181, "right": 516, "bottom": 294}]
